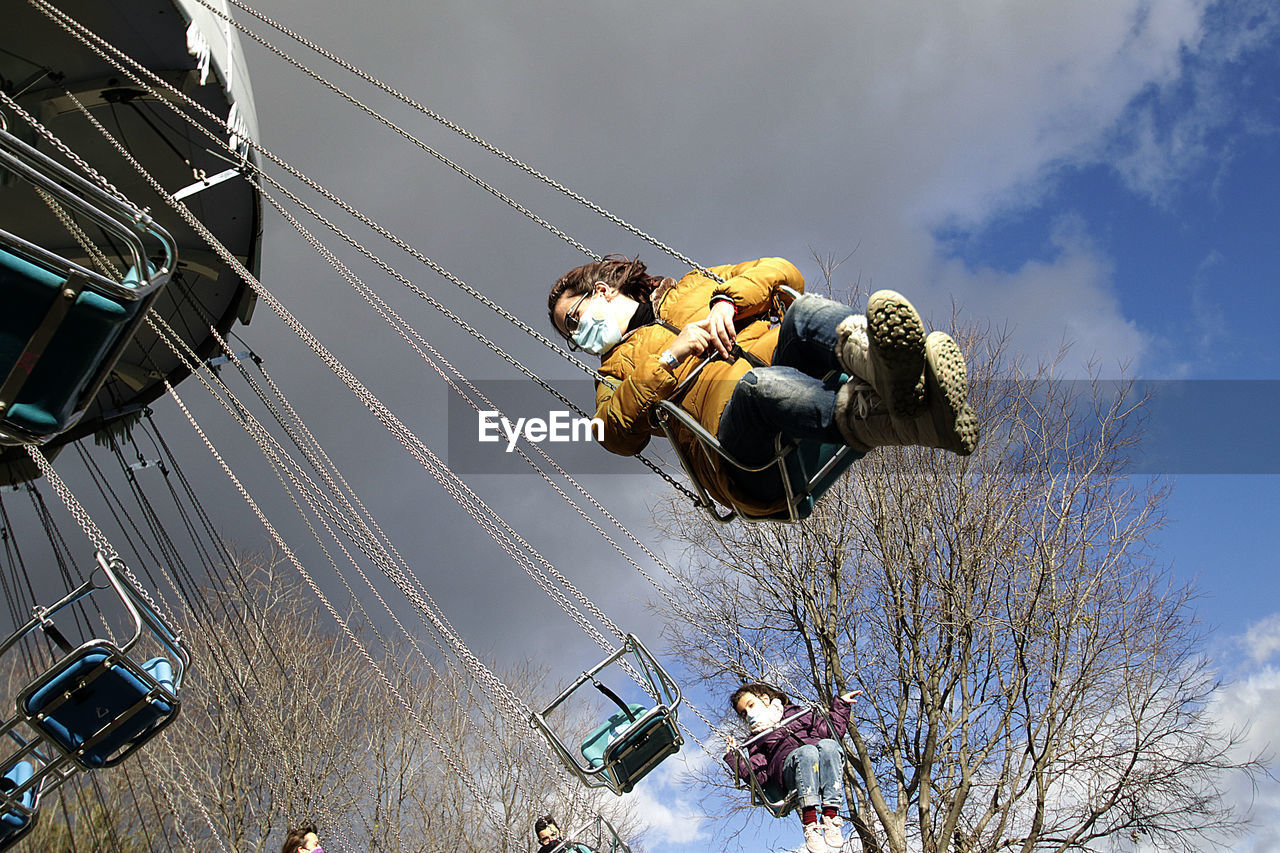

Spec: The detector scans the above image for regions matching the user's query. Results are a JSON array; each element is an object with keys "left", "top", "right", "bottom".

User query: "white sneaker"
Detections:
[
  {"left": 822, "top": 814, "right": 845, "bottom": 849},
  {"left": 803, "top": 822, "right": 827, "bottom": 853}
]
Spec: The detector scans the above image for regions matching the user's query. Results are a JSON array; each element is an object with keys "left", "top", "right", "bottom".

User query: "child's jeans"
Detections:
[{"left": 781, "top": 737, "right": 844, "bottom": 809}]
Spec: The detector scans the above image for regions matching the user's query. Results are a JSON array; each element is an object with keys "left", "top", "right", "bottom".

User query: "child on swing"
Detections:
[{"left": 725, "top": 682, "right": 861, "bottom": 852}]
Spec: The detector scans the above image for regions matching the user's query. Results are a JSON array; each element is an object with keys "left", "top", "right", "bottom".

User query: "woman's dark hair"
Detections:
[
  {"left": 280, "top": 823, "right": 318, "bottom": 853},
  {"left": 534, "top": 814, "right": 557, "bottom": 835},
  {"left": 546, "top": 255, "right": 659, "bottom": 336},
  {"left": 729, "top": 682, "right": 790, "bottom": 715}
]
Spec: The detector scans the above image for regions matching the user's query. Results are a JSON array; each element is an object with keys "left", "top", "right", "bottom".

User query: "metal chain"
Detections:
[
  {"left": 195, "top": 0, "right": 722, "bottom": 281},
  {"left": 35, "top": 186, "right": 121, "bottom": 279},
  {"left": 63, "top": 85, "right": 550, "bottom": 749},
  {"left": 27, "top": 0, "right": 701, "bottom": 503},
  {"left": 162, "top": 377, "right": 517, "bottom": 841},
  {"left": 194, "top": 0, "right": 601, "bottom": 259},
  {"left": 254, "top": 172, "right": 702, "bottom": 501},
  {"left": 154, "top": 315, "right": 526, "bottom": 806},
  {"left": 150, "top": 313, "right": 544, "bottom": 769},
  {"left": 0, "top": 89, "right": 130, "bottom": 204},
  {"left": 25, "top": 447, "right": 187, "bottom": 651}
]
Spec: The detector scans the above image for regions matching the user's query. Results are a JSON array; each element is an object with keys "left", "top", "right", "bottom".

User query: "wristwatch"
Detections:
[{"left": 659, "top": 349, "right": 679, "bottom": 370}]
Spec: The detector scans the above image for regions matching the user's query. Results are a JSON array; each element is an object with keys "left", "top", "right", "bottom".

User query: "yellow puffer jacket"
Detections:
[{"left": 593, "top": 257, "right": 805, "bottom": 517}]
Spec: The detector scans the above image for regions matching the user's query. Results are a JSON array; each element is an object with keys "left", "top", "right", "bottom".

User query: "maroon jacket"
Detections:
[{"left": 725, "top": 696, "right": 852, "bottom": 791}]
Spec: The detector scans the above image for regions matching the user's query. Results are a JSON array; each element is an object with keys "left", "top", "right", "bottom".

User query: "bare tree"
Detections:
[
  {"left": 4, "top": 551, "right": 644, "bottom": 852},
  {"left": 656, "top": 317, "right": 1265, "bottom": 852}
]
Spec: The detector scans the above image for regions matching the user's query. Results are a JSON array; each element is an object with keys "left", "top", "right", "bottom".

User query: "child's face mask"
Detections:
[{"left": 746, "top": 696, "right": 784, "bottom": 733}]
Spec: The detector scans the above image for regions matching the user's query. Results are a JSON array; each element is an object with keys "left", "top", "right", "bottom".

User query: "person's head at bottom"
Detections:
[{"left": 281, "top": 823, "right": 321, "bottom": 853}]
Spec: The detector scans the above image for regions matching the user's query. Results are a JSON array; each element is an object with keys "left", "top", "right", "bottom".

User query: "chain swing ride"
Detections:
[{"left": 0, "top": 1, "right": 868, "bottom": 848}]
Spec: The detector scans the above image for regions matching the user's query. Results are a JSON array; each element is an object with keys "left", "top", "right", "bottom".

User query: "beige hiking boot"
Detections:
[
  {"left": 834, "top": 290, "right": 926, "bottom": 418},
  {"left": 834, "top": 332, "right": 978, "bottom": 456}
]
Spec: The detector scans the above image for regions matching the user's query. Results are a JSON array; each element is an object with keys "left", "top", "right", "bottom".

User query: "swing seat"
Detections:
[
  {"left": 0, "top": 759, "right": 38, "bottom": 850},
  {"left": 758, "top": 781, "right": 798, "bottom": 818},
  {"left": 531, "top": 634, "right": 683, "bottom": 796},
  {"left": 653, "top": 381, "right": 863, "bottom": 525},
  {"left": 0, "top": 119, "right": 176, "bottom": 446},
  {"left": 0, "top": 247, "right": 159, "bottom": 444},
  {"left": 580, "top": 703, "right": 681, "bottom": 793},
  {"left": 1, "top": 552, "right": 187, "bottom": 797},
  {"left": 555, "top": 813, "right": 632, "bottom": 853},
  {"left": 21, "top": 646, "right": 178, "bottom": 769}
]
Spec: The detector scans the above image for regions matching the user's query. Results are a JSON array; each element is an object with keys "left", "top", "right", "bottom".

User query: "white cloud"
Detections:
[
  {"left": 1243, "top": 614, "right": 1280, "bottom": 666},
  {"left": 1106, "top": 0, "right": 1280, "bottom": 206},
  {"left": 932, "top": 216, "right": 1147, "bottom": 374},
  {"left": 625, "top": 744, "right": 713, "bottom": 849},
  {"left": 1207, "top": 613, "right": 1280, "bottom": 852}
]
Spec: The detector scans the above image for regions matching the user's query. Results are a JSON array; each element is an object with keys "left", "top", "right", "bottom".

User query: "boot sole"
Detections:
[
  {"left": 866, "top": 290, "right": 926, "bottom": 418},
  {"left": 924, "top": 332, "right": 979, "bottom": 456}
]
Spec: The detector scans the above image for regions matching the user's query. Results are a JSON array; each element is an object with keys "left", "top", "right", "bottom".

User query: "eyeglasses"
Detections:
[
  {"left": 563, "top": 290, "right": 593, "bottom": 337},
  {"left": 560, "top": 290, "right": 597, "bottom": 352}
]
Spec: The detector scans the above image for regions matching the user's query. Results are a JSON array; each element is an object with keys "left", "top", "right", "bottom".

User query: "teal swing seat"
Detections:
[
  {"left": 652, "top": 366, "right": 862, "bottom": 525},
  {"left": 0, "top": 757, "right": 39, "bottom": 852},
  {"left": 0, "top": 552, "right": 187, "bottom": 807},
  {"left": 0, "top": 114, "right": 176, "bottom": 446},
  {"left": 649, "top": 284, "right": 863, "bottom": 524},
  {"left": 532, "top": 635, "right": 682, "bottom": 796},
  {"left": 578, "top": 700, "right": 682, "bottom": 795}
]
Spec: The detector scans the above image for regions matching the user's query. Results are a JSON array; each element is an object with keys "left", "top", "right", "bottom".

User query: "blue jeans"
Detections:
[
  {"left": 782, "top": 738, "right": 845, "bottom": 809},
  {"left": 717, "top": 295, "right": 854, "bottom": 503}
]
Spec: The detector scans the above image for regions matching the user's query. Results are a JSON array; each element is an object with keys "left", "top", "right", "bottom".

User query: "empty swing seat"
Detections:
[
  {"left": 531, "top": 634, "right": 683, "bottom": 796},
  {"left": 21, "top": 646, "right": 177, "bottom": 770},
  {"left": 579, "top": 702, "right": 681, "bottom": 794},
  {"left": 0, "top": 117, "right": 176, "bottom": 446},
  {"left": 0, "top": 760, "right": 38, "bottom": 849},
  {"left": 0, "top": 248, "right": 155, "bottom": 442}
]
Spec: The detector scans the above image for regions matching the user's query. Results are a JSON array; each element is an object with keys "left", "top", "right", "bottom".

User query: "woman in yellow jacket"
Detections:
[{"left": 547, "top": 255, "right": 977, "bottom": 518}]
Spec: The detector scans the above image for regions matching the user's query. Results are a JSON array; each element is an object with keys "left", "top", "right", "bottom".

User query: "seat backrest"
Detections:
[
  {"left": 605, "top": 713, "right": 680, "bottom": 793},
  {"left": 0, "top": 245, "right": 151, "bottom": 443},
  {"left": 579, "top": 703, "right": 649, "bottom": 768},
  {"left": 1, "top": 759, "right": 38, "bottom": 845},
  {"left": 21, "top": 644, "right": 178, "bottom": 769}
]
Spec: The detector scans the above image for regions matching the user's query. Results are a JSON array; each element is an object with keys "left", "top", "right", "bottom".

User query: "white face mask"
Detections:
[
  {"left": 746, "top": 697, "right": 784, "bottom": 733},
  {"left": 571, "top": 312, "right": 622, "bottom": 355}
]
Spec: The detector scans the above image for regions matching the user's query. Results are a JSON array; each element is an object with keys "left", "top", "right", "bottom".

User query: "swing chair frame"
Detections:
[
  {"left": 0, "top": 112, "right": 177, "bottom": 446},
  {"left": 650, "top": 287, "right": 862, "bottom": 525},
  {"left": 550, "top": 813, "right": 633, "bottom": 853},
  {"left": 0, "top": 551, "right": 188, "bottom": 808},
  {"left": 531, "top": 634, "right": 682, "bottom": 796},
  {"left": 0, "top": 744, "right": 41, "bottom": 852},
  {"left": 727, "top": 703, "right": 846, "bottom": 819}
]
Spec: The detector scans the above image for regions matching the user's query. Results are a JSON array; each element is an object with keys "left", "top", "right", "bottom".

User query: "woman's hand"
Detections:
[
  {"left": 840, "top": 690, "right": 863, "bottom": 703},
  {"left": 670, "top": 304, "right": 737, "bottom": 362},
  {"left": 669, "top": 320, "right": 714, "bottom": 362},
  {"left": 705, "top": 300, "right": 738, "bottom": 357},
  {"left": 725, "top": 734, "right": 739, "bottom": 750}
]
